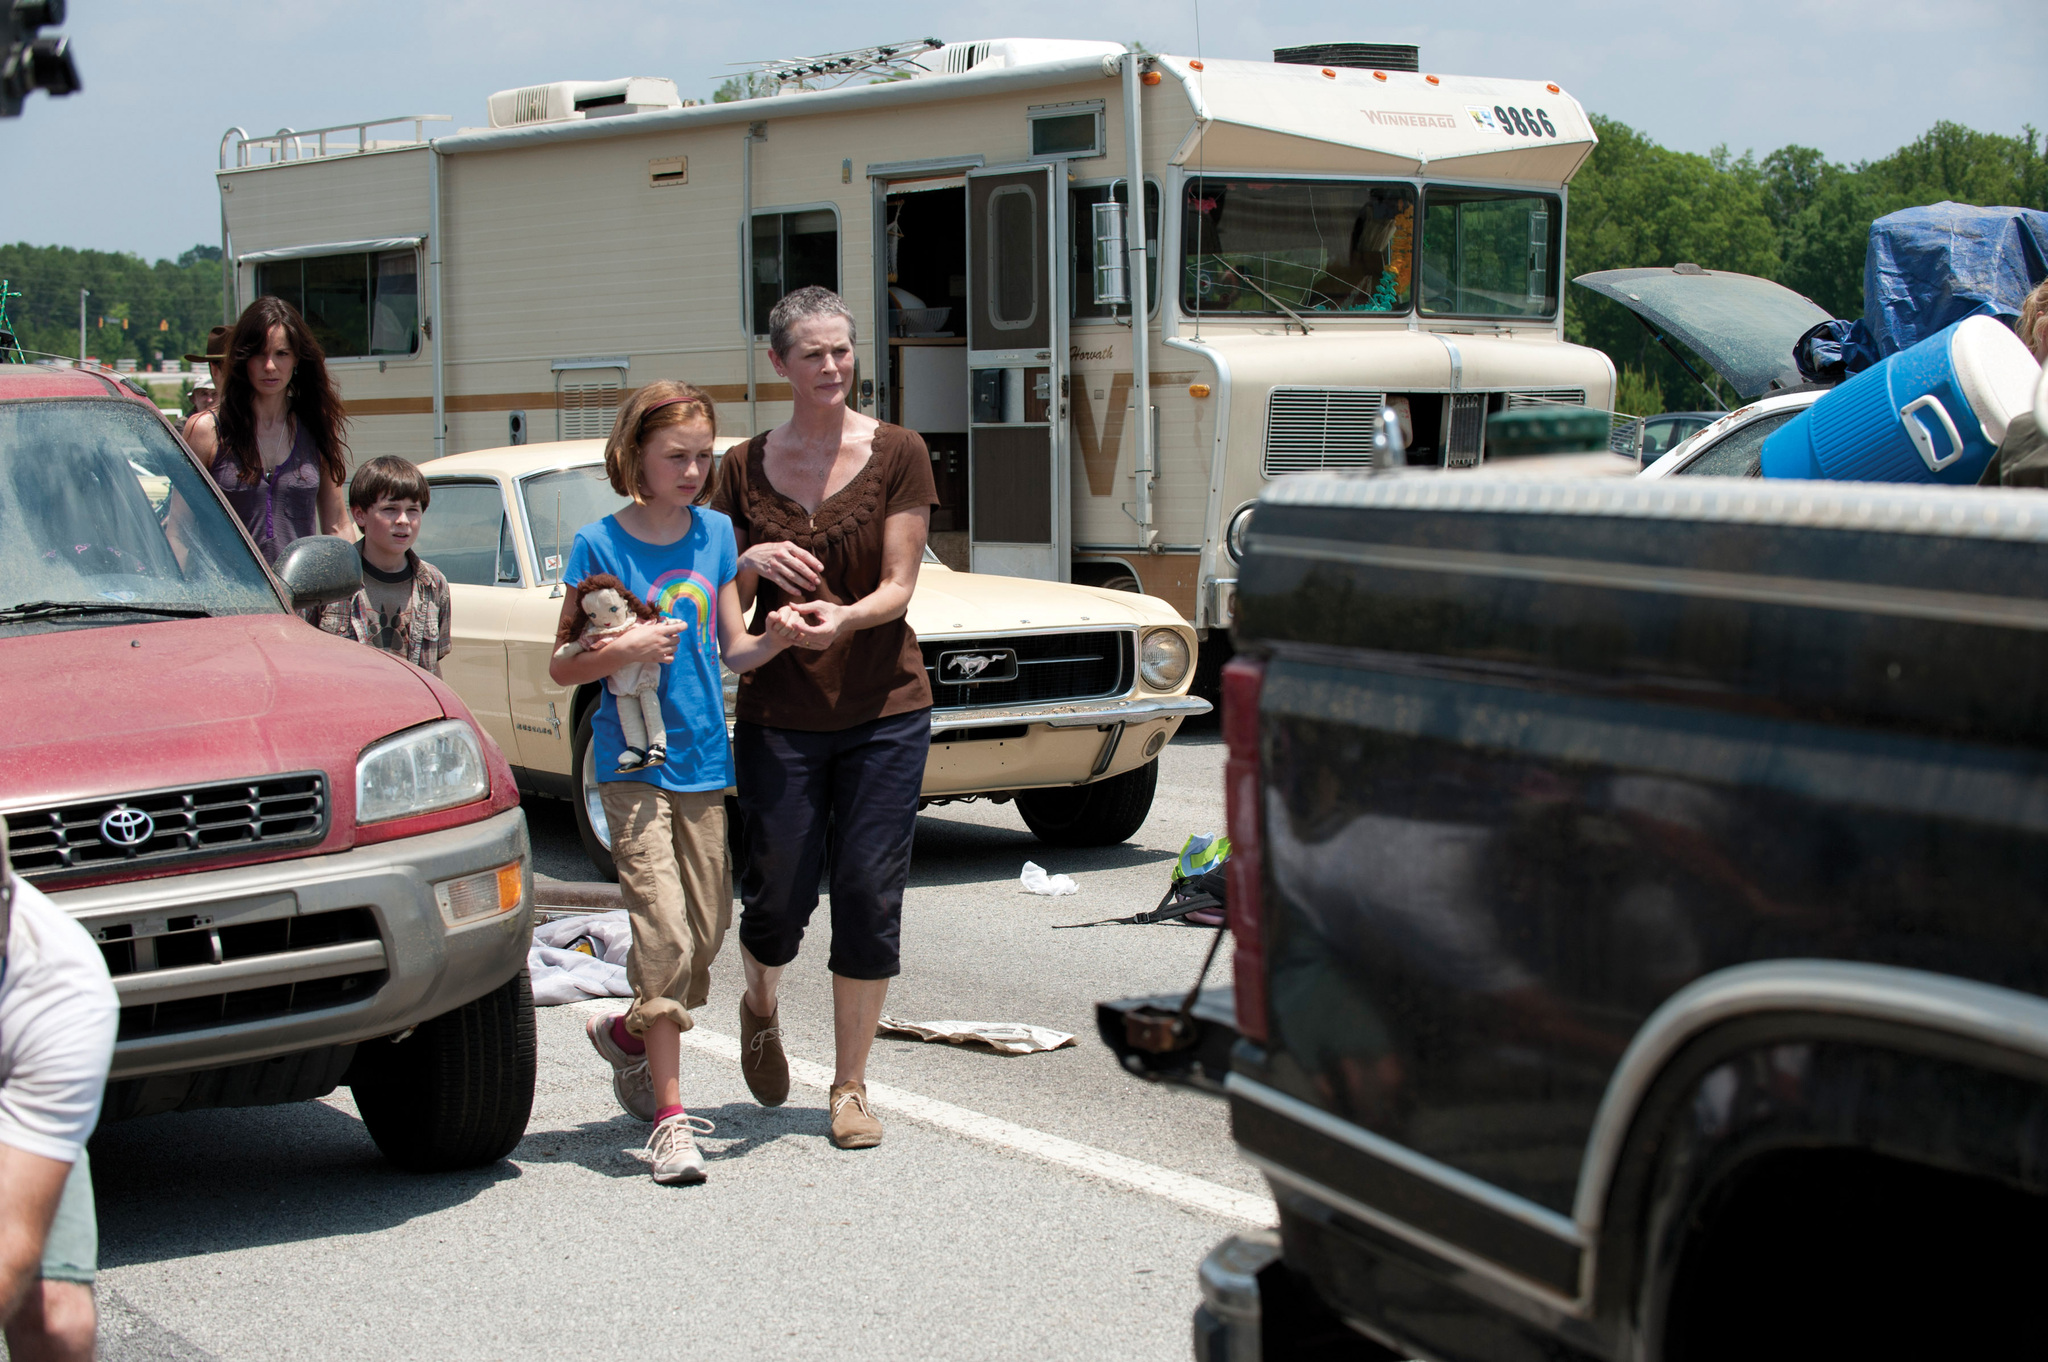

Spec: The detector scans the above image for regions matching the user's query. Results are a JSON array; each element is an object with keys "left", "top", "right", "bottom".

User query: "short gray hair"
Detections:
[{"left": 767, "top": 285, "right": 857, "bottom": 357}]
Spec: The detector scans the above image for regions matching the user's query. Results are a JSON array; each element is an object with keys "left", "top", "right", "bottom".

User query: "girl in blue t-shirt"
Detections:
[{"left": 547, "top": 380, "right": 790, "bottom": 1185}]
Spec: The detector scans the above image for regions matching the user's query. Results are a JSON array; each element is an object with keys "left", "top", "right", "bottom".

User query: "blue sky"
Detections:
[{"left": 5, "top": 0, "right": 2044, "bottom": 261}]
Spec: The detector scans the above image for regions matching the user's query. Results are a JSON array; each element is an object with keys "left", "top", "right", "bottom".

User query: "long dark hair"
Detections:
[{"left": 213, "top": 296, "right": 349, "bottom": 488}]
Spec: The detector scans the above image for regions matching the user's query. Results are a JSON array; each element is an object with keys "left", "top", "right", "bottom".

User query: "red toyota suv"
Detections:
[{"left": 0, "top": 365, "right": 534, "bottom": 1170}]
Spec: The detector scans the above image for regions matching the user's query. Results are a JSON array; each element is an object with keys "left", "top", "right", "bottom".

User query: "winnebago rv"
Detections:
[{"left": 213, "top": 39, "right": 1612, "bottom": 635}]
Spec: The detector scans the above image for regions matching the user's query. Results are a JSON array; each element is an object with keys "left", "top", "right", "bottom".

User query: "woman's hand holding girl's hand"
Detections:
[
  {"left": 609, "top": 619, "right": 686, "bottom": 664},
  {"left": 771, "top": 600, "right": 847, "bottom": 650},
  {"left": 739, "top": 540, "right": 824, "bottom": 594}
]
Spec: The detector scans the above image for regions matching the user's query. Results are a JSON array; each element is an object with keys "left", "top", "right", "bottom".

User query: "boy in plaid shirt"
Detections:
[{"left": 316, "top": 457, "right": 452, "bottom": 675}]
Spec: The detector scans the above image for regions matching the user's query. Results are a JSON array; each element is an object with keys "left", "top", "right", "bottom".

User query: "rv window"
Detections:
[
  {"left": 253, "top": 248, "right": 419, "bottom": 359},
  {"left": 988, "top": 185, "right": 1041, "bottom": 330},
  {"left": 750, "top": 210, "right": 839, "bottom": 335},
  {"left": 1181, "top": 177, "right": 1416, "bottom": 317},
  {"left": 1419, "top": 188, "right": 1561, "bottom": 319},
  {"left": 1071, "top": 181, "right": 1161, "bottom": 321},
  {"left": 1032, "top": 114, "right": 1099, "bottom": 158}
]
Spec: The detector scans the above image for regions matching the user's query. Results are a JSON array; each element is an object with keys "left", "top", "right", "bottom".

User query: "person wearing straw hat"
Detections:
[{"left": 180, "top": 325, "right": 228, "bottom": 432}]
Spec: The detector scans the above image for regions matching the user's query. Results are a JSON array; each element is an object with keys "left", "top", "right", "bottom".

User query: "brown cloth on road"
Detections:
[{"left": 709, "top": 424, "right": 938, "bottom": 732}]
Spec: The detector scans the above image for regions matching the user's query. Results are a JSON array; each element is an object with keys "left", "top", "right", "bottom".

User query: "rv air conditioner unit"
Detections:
[
  {"left": 486, "top": 77, "right": 681, "bottom": 129},
  {"left": 911, "top": 39, "right": 1124, "bottom": 77}
]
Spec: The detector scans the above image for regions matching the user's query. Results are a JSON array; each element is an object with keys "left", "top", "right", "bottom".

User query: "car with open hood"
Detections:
[
  {"left": 1574, "top": 264, "right": 1836, "bottom": 478},
  {"left": 0, "top": 364, "right": 535, "bottom": 1170},
  {"left": 411, "top": 440, "right": 1210, "bottom": 879}
]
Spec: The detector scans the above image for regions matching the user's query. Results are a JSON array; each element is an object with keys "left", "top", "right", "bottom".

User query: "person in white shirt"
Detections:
[{"left": 0, "top": 826, "right": 118, "bottom": 1361}]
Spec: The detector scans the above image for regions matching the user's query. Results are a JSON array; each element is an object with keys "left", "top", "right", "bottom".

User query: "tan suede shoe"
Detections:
[
  {"left": 829, "top": 1080, "right": 883, "bottom": 1149},
  {"left": 739, "top": 996, "right": 789, "bottom": 1107}
]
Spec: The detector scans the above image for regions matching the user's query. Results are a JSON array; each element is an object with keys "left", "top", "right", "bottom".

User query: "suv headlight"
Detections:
[
  {"left": 357, "top": 720, "right": 489, "bottom": 823},
  {"left": 1139, "top": 628, "right": 1192, "bottom": 689}
]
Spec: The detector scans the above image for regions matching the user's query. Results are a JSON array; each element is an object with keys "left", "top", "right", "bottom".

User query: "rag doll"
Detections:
[{"left": 553, "top": 573, "right": 668, "bottom": 770}]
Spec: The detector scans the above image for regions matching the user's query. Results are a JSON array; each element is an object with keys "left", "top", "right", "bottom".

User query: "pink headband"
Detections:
[{"left": 641, "top": 395, "right": 699, "bottom": 420}]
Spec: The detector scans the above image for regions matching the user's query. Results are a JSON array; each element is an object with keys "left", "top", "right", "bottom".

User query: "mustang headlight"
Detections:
[
  {"left": 1139, "top": 628, "right": 1192, "bottom": 689},
  {"left": 357, "top": 720, "right": 489, "bottom": 823}
]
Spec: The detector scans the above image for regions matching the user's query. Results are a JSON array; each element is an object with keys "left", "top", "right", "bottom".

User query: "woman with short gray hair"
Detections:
[{"left": 708, "top": 285, "right": 938, "bottom": 1149}]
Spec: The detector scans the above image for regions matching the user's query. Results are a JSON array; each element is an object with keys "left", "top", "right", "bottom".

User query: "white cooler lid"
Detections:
[{"left": 1951, "top": 314, "right": 2044, "bottom": 445}]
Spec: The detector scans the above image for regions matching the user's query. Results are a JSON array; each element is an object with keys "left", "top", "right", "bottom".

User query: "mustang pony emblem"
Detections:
[{"left": 938, "top": 648, "right": 1019, "bottom": 685}]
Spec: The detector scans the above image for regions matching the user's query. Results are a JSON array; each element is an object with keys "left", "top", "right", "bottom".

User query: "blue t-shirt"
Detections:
[{"left": 565, "top": 508, "right": 738, "bottom": 793}]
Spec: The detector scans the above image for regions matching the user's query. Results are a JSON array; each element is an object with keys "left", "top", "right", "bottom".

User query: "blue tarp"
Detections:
[
  {"left": 1863, "top": 202, "right": 2048, "bottom": 356},
  {"left": 1793, "top": 203, "right": 2048, "bottom": 385}
]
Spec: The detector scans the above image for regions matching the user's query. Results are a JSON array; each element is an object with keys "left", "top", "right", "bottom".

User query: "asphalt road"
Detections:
[{"left": 87, "top": 721, "right": 1261, "bottom": 1362}]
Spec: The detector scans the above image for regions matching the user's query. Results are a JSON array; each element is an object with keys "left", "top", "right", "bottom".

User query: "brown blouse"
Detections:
[{"left": 709, "top": 423, "right": 938, "bottom": 731}]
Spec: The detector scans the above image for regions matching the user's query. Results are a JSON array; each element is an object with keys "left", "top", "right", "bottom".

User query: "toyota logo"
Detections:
[{"left": 100, "top": 806, "right": 155, "bottom": 848}]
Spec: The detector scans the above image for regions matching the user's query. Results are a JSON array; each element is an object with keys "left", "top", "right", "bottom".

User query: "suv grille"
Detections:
[
  {"left": 102, "top": 906, "right": 386, "bottom": 1042},
  {"left": 922, "top": 631, "right": 1132, "bottom": 710},
  {"left": 3, "top": 773, "right": 327, "bottom": 885}
]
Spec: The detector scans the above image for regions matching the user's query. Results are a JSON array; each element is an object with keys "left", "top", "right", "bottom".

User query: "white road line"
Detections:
[{"left": 566, "top": 1000, "right": 1275, "bottom": 1226}]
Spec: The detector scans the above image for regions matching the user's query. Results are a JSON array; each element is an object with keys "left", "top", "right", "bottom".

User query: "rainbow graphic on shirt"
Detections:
[{"left": 649, "top": 567, "right": 715, "bottom": 644}]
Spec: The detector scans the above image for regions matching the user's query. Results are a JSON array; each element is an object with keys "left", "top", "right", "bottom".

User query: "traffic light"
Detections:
[{"left": 1, "top": 0, "right": 81, "bottom": 119}]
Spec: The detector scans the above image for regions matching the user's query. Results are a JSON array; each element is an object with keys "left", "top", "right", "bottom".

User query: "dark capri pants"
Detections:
[{"left": 732, "top": 707, "right": 930, "bottom": 980}]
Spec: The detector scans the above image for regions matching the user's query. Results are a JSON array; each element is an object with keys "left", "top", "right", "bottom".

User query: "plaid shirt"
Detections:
[{"left": 316, "top": 550, "right": 452, "bottom": 676}]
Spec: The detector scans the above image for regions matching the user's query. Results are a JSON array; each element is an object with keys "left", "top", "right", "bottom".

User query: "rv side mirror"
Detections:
[{"left": 1093, "top": 200, "right": 1129, "bottom": 307}]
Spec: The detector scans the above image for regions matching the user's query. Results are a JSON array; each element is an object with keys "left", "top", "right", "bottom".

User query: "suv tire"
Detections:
[
  {"left": 1016, "top": 759, "right": 1158, "bottom": 846},
  {"left": 351, "top": 969, "right": 537, "bottom": 1172},
  {"left": 571, "top": 706, "right": 620, "bottom": 882}
]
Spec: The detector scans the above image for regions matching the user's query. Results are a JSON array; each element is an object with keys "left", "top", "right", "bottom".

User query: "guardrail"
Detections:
[{"left": 221, "top": 115, "right": 451, "bottom": 168}]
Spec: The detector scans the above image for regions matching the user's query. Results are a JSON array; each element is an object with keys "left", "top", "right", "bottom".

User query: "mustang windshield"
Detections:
[
  {"left": 520, "top": 465, "right": 631, "bottom": 585},
  {"left": 0, "top": 399, "right": 279, "bottom": 635},
  {"left": 1181, "top": 177, "right": 1417, "bottom": 317}
]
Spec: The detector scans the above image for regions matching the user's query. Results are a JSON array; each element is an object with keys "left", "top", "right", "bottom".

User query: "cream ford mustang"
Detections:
[{"left": 413, "top": 441, "right": 1209, "bottom": 878}]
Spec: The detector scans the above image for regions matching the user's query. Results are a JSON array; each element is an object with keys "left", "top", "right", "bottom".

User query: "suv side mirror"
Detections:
[
  {"left": 1092, "top": 199, "right": 1129, "bottom": 306},
  {"left": 275, "top": 535, "right": 361, "bottom": 609}
]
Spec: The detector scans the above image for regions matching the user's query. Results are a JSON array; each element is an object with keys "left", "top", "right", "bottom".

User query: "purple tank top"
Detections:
[{"left": 211, "top": 420, "right": 324, "bottom": 565}]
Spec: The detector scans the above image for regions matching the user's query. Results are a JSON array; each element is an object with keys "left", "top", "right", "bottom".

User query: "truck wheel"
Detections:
[
  {"left": 351, "top": 970, "right": 537, "bottom": 1172},
  {"left": 571, "top": 707, "right": 619, "bottom": 882},
  {"left": 1016, "top": 759, "right": 1158, "bottom": 846}
]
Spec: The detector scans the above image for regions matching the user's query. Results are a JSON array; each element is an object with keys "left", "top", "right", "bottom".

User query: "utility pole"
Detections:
[{"left": 78, "top": 288, "right": 88, "bottom": 365}]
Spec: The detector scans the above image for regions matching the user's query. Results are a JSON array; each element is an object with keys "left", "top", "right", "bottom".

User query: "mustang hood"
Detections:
[
  {"left": 907, "top": 567, "right": 1174, "bottom": 634},
  {"left": 0, "top": 613, "right": 445, "bottom": 815}
]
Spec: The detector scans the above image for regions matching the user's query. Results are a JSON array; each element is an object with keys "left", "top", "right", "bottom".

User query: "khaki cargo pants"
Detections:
[{"left": 598, "top": 783, "right": 730, "bottom": 1035}]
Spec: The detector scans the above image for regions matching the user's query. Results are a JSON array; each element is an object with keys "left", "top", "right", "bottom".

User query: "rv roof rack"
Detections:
[
  {"left": 222, "top": 114, "right": 451, "bottom": 168},
  {"left": 740, "top": 38, "right": 944, "bottom": 94}
]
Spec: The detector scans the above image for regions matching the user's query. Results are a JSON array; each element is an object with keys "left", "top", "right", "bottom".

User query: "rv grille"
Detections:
[
  {"left": 559, "top": 381, "right": 621, "bottom": 440},
  {"left": 1263, "top": 388, "right": 1383, "bottom": 476},
  {"left": 1505, "top": 388, "right": 1588, "bottom": 409},
  {"left": 1446, "top": 394, "right": 1488, "bottom": 466},
  {"left": 940, "top": 42, "right": 991, "bottom": 74}
]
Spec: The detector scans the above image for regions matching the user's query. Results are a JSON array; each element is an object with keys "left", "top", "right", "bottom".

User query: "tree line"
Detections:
[
  {"left": 5, "top": 117, "right": 2042, "bottom": 414},
  {"left": 1567, "top": 118, "right": 2048, "bottom": 414}
]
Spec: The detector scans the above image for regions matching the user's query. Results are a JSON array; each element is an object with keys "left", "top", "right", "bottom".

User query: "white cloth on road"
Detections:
[
  {"left": 0, "top": 874, "right": 119, "bottom": 1163},
  {"left": 877, "top": 1016, "right": 1076, "bottom": 1055},
  {"left": 1019, "top": 862, "right": 1077, "bottom": 896},
  {"left": 528, "top": 910, "right": 635, "bottom": 1007}
]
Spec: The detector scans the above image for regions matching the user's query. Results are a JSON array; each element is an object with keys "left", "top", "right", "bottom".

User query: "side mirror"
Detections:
[
  {"left": 275, "top": 534, "right": 361, "bottom": 609},
  {"left": 1092, "top": 199, "right": 1129, "bottom": 306}
]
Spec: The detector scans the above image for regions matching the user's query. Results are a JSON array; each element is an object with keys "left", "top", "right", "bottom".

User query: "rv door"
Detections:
[{"left": 966, "top": 164, "right": 1067, "bottom": 580}]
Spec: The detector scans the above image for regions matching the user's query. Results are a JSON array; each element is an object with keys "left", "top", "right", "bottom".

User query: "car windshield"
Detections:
[
  {"left": 520, "top": 465, "right": 632, "bottom": 584},
  {"left": 1675, "top": 407, "right": 1804, "bottom": 476},
  {"left": 1419, "top": 187, "right": 1561, "bottom": 318},
  {"left": 0, "top": 399, "right": 279, "bottom": 635},
  {"left": 1181, "top": 177, "right": 1416, "bottom": 317}
]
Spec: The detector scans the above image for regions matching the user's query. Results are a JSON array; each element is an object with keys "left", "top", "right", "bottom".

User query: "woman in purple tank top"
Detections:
[{"left": 187, "top": 296, "right": 349, "bottom": 564}]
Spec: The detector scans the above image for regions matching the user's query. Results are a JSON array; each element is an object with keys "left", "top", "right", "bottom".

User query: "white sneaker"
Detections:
[
  {"left": 584, "top": 1012, "right": 656, "bottom": 1122},
  {"left": 637, "top": 1113, "right": 715, "bottom": 1185}
]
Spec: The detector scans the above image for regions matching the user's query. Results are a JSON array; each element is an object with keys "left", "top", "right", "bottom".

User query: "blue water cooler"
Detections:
[{"left": 1761, "top": 315, "right": 2040, "bottom": 484}]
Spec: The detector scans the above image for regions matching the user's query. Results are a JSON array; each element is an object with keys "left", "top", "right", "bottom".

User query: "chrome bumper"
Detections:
[
  {"left": 49, "top": 807, "right": 533, "bottom": 1081},
  {"left": 928, "top": 693, "right": 1212, "bottom": 735}
]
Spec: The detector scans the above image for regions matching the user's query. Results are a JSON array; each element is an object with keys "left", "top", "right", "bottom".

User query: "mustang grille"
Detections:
[
  {"left": 3, "top": 773, "right": 328, "bottom": 885},
  {"left": 922, "top": 631, "right": 1131, "bottom": 709},
  {"left": 1264, "top": 388, "right": 1384, "bottom": 475}
]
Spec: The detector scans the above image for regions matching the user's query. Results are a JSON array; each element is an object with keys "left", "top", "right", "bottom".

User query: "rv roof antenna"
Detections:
[{"left": 739, "top": 38, "right": 945, "bottom": 94}]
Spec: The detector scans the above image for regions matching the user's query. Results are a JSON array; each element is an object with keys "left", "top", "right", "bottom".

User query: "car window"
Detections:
[
  {"left": 418, "top": 481, "right": 512, "bottom": 587},
  {"left": 0, "top": 399, "right": 279, "bottom": 634},
  {"left": 1676, "top": 408, "right": 1803, "bottom": 477},
  {"left": 519, "top": 466, "right": 631, "bottom": 585}
]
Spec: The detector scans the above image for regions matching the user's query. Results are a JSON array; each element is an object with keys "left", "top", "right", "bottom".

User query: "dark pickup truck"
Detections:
[{"left": 1108, "top": 465, "right": 2048, "bottom": 1360}]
